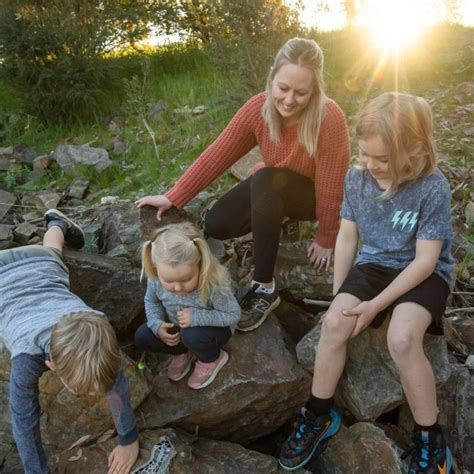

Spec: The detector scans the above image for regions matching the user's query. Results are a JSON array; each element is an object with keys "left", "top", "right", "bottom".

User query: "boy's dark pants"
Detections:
[{"left": 134, "top": 324, "right": 232, "bottom": 363}]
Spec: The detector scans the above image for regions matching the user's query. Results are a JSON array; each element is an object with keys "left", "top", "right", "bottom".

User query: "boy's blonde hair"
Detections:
[
  {"left": 141, "top": 222, "right": 230, "bottom": 304},
  {"left": 356, "top": 92, "right": 437, "bottom": 197},
  {"left": 262, "top": 37, "right": 327, "bottom": 158},
  {"left": 50, "top": 312, "right": 120, "bottom": 394}
]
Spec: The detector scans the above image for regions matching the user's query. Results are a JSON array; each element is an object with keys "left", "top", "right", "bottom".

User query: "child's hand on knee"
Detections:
[
  {"left": 177, "top": 308, "right": 192, "bottom": 328},
  {"left": 342, "top": 301, "right": 378, "bottom": 337},
  {"left": 157, "top": 323, "right": 181, "bottom": 346},
  {"left": 107, "top": 439, "right": 139, "bottom": 474}
]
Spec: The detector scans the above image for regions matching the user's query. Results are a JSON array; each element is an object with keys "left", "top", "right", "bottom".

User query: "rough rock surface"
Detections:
[
  {"left": 52, "top": 144, "right": 112, "bottom": 173},
  {"left": 137, "top": 315, "right": 311, "bottom": 444},
  {"left": 0, "top": 189, "right": 16, "bottom": 222},
  {"left": 432, "top": 363, "right": 473, "bottom": 471},
  {"left": 443, "top": 313, "right": 474, "bottom": 357},
  {"left": 314, "top": 423, "right": 407, "bottom": 473},
  {"left": 53, "top": 428, "right": 311, "bottom": 473},
  {"left": 64, "top": 249, "right": 145, "bottom": 334},
  {"left": 230, "top": 146, "right": 262, "bottom": 181},
  {"left": 275, "top": 241, "right": 333, "bottom": 301},
  {"left": 296, "top": 319, "right": 451, "bottom": 420}
]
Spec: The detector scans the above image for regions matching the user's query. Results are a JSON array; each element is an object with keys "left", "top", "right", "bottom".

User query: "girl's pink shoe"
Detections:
[
  {"left": 187, "top": 350, "right": 229, "bottom": 390},
  {"left": 167, "top": 351, "right": 196, "bottom": 381}
]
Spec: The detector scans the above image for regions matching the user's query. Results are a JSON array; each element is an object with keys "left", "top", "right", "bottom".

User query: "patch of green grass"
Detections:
[{"left": 2, "top": 26, "right": 472, "bottom": 217}]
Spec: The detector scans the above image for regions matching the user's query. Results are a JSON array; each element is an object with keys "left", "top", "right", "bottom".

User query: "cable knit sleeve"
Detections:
[
  {"left": 314, "top": 100, "right": 350, "bottom": 248},
  {"left": 165, "top": 95, "right": 263, "bottom": 209}
]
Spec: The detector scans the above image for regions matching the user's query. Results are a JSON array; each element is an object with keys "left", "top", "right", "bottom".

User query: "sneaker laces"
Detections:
[
  {"left": 402, "top": 438, "right": 439, "bottom": 471},
  {"left": 240, "top": 284, "right": 261, "bottom": 311},
  {"left": 287, "top": 410, "right": 321, "bottom": 451}
]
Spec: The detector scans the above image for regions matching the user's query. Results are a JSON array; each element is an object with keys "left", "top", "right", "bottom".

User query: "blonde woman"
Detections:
[
  {"left": 136, "top": 38, "right": 350, "bottom": 332},
  {"left": 135, "top": 222, "right": 241, "bottom": 390},
  {"left": 280, "top": 93, "right": 454, "bottom": 472}
]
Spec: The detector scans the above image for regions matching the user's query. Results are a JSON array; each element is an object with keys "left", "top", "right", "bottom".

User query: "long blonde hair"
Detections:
[
  {"left": 141, "top": 222, "right": 230, "bottom": 304},
  {"left": 262, "top": 37, "right": 326, "bottom": 158},
  {"left": 50, "top": 312, "right": 120, "bottom": 394},
  {"left": 356, "top": 92, "right": 437, "bottom": 197}
]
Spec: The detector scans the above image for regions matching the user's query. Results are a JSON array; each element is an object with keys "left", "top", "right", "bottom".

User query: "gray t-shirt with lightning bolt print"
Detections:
[{"left": 341, "top": 167, "right": 454, "bottom": 286}]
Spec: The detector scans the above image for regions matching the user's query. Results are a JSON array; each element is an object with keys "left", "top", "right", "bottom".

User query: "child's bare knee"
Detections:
[
  {"left": 387, "top": 332, "right": 419, "bottom": 362},
  {"left": 321, "top": 308, "right": 353, "bottom": 342}
]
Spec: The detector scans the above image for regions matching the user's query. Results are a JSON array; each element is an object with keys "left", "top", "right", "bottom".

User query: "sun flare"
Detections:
[{"left": 357, "top": 0, "right": 440, "bottom": 53}]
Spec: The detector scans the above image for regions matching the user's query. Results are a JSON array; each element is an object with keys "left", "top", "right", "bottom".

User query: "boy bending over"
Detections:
[{"left": 0, "top": 210, "right": 139, "bottom": 474}]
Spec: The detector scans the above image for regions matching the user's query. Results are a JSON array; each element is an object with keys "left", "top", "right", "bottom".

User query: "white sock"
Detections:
[{"left": 252, "top": 279, "right": 275, "bottom": 294}]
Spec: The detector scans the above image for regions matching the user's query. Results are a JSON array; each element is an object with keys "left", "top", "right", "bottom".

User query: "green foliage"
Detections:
[
  {"left": 0, "top": 0, "right": 163, "bottom": 123},
  {"left": 159, "top": 0, "right": 304, "bottom": 97},
  {"left": 1, "top": 164, "right": 30, "bottom": 192},
  {"left": 204, "top": 0, "right": 304, "bottom": 95}
]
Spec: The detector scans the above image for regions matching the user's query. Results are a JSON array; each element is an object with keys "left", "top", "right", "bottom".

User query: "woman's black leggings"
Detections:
[{"left": 204, "top": 167, "right": 316, "bottom": 282}]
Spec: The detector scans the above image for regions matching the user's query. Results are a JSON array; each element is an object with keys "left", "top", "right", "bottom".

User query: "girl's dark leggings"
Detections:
[
  {"left": 204, "top": 167, "right": 316, "bottom": 282},
  {"left": 134, "top": 324, "right": 232, "bottom": 363}
]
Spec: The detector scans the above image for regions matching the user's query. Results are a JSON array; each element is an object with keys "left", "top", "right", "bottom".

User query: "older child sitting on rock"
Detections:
[{"left": 0, "top": 209, "right": 139, "bottom": 474}]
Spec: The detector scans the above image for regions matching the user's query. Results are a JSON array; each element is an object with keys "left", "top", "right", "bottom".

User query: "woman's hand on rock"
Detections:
[
  {"left": 307, "top": 242, "right": 333, "bottom": 271},
  {"left": 135, "top": 195, "right": 172, "bottom": 221}
]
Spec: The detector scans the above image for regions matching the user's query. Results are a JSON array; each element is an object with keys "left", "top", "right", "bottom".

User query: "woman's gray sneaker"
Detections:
[{"left": 237, "top": 284, "right": 281, "bottom": 331}]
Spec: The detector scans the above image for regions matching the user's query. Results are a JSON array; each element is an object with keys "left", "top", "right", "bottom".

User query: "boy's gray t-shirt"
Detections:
[{"left": 341, "top": 168, "right": 454, "bottom": 286}]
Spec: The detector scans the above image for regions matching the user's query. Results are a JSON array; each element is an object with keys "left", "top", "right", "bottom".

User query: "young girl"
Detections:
[
  {"left": 280, "top": 92, "right": 454, "bottom": 473},
  {"left": 134, "top": 222, "right": 241, "bottom": 390}
]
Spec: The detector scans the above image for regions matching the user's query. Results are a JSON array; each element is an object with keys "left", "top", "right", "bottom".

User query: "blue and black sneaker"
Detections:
[
  {"left": 403, "top": 430, "right": 454, "bottom": 474},
  {"left": 279, "top": 407, "right": 341, "bottom": 471}
]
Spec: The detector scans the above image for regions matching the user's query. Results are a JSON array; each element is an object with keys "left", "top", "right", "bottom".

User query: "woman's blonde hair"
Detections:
[
  {"left": 50, "top": 312, "right": 120, "bottom": 394},
  {"left": 262, "top": 37, "right": 327, "bottom": 158},
  {"left": 141, "top": 222, "right": 230, "bottom": 304},
  {"left": 356, "top": 92, "right": 437, "bottom": 197}
]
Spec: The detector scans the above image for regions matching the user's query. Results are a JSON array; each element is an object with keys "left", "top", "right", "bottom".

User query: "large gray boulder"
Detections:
[
  {"left": 137, "top": 315, "right": 311, "bottom": 444},
  {"left": 52, "top": 144, "right": 112, "bottom": 173},
  {"left": 275, "top": 241, "right": 333, "bottom": 301},
  {"left": 0, "top": 189, "right": 16, "bottom": 222},
  {"left": 314, "top": 423, "right": 407, "bottom": 473},
  {"left": 64, "top": 249, "right": 145, "bottom": 334},
  {"left": 296, "top": 319, "right": 451, "bottom": 420},
  {"left": 53, "top": 428, "right": 301, "bottom": 473},
  {"left": 53, "top": 427, "right": 312, "bottom": 473},
  {"left": 434, "top": 363, "right": 474, "bottom": 471}
]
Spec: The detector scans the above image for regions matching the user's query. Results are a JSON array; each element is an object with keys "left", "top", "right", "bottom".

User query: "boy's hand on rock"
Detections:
[
  {"left": 177, "top": 308, "right": 192, "bottom": 328},
  {"left": 157, "top": 322, "right": 181, "bottom": 346},
  {"left": 108, "top": 439, "right": 139, "bottom": 474}
]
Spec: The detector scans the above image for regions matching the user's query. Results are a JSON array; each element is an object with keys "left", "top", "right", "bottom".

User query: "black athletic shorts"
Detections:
[{"left": 337, "top": 263, "right": 450, "bottom": 335}]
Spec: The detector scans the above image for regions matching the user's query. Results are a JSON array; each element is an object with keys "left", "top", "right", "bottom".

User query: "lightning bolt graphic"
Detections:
[
  {"left": 391, "top": 210, "right": 402, "bottom": 229},
  {"left": 408, "top": 212, "right": 418, "bottom": 231},
  {"left": 400, "top": 211, "right": 412, "bottom": 230}
]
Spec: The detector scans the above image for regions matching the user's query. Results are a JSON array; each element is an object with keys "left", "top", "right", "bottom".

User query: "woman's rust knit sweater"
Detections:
[{"left": 166, "top": 92, "right": 350, "bottom": 248}]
